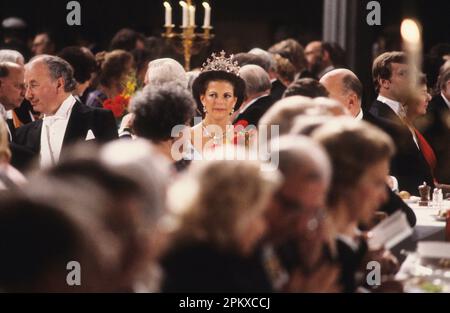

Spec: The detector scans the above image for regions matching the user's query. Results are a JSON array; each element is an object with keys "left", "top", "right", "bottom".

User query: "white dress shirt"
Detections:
[
  {"left": 355, "top": 108, "right": 363, "bottom": 121},
  {"left": 336, "top": 228, "right": 363, "bottom": 252},
  {"left": 441, "top": 93, "right": 450, "bottom": 109},
  {"left": 40, "top": 95, "right": 76, "bottom": 167},
  {"left": 377, "top": 94, "right": 419, "bottom": 149},
  {"left": 357, "top": 100, "right": 397, "bottom": 191},
  {"left": 0, "top": 103, "right": 12, "bottom": 142},
  {"left": 376, "top": 95, "right": 404, "bottom": 118}
]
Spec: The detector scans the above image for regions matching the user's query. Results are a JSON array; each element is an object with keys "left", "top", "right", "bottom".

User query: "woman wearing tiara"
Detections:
[{"left": 190, "top": 51, "right": 247, "bottom": 155}]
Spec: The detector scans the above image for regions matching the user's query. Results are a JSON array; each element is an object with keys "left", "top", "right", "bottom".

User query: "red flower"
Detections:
[
  {"left": 103, "top": 95, "right": 129, "bottom": 118},
  {"left": 233, "top": 119, "right": 255, "bottom": 146},
  {"left": 234, "top": 119, "right": 249, "bottom": 128}
]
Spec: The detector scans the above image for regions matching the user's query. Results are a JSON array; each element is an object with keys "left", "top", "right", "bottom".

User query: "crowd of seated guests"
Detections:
[{"left": 0, "top": 26, "right": 449, "bottom": 292}]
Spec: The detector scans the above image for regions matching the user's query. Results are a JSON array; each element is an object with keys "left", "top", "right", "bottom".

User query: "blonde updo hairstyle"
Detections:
[{"left": 167, "top": 148, "right": 281, "bottom": 252}]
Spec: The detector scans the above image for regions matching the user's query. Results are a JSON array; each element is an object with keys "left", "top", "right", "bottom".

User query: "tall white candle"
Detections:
[
  {"left": 202, "top": 2, "right": 211, "bottom": 28},
  {"left": 180, "top": 1, "right": 188, "bottom": 28},
  {"left": 163, "top": 2, "right": 172, "bottom": 26},
  {"left": 400, "top": 19, "right": 422, "bottom": 92},
  {"left": 189, "top": 5, "right": 196, "bottom": 27}
]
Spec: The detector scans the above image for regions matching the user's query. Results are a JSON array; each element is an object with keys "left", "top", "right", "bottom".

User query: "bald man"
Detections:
[
  {"left": 321, "top": 68, "right": 417, "bottom": 226},
  {"left": 0, "top": 62, "right": 24, "bottom": 112},
  {"left": 0, "top": 61, "right": 26, "bottom": 139},
  {"left": 0, "top": 61, "right": 34, "bottom": 170},
  {"left": 320, "top": 68, "right": 363, "bottom": 119}
]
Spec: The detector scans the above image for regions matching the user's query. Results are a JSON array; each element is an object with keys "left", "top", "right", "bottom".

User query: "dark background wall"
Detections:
[
  {"left": 1, "top": 1, "right": 448, "bottom": 48},
  {"left": 1, "top": 0, "right": 449, "bottom": 102},
  {"left": 1, "top": 0, "right": 448, "bottom": 56}
]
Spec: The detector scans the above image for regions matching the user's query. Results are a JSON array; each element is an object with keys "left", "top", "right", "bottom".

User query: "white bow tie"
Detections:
[{"left": 43, "top": 115, "right": 66, "bottom": 126}]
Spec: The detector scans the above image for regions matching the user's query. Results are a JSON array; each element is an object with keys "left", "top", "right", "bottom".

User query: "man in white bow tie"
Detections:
[{"left": 16, "top": 55, "right": 118, "bottom": 167}]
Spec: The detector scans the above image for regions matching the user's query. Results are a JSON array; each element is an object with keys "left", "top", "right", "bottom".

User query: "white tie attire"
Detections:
[
  {"left": 40, "top": 95, "right": 76, "bottom": 167},
  {"left": 0, "top": 104, "right": 13, "bottom": 142},
  {"left": 354, "top": 108, "right": 364, "bottom": 121},
  {"left": 441, "top": 93, "right": 450, "bottom": 109}
]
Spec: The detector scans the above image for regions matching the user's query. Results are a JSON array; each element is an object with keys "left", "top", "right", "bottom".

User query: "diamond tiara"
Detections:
[{"left": 201, "top": 50, "right": 240, "bottom": 75}]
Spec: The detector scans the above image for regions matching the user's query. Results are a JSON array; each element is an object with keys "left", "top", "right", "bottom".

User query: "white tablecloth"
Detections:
[
  {"left": 391, "top": 200, "right": 448, "bottom": 261},
  {"left": 408, "top": 200, "right": 449, "bottom": 228}
]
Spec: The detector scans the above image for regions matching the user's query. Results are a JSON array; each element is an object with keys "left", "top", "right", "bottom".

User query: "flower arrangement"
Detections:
[
  {"left": 103, "top": 73, "right": 137, "bottom": 119},
  {"left": 103, "top": 95, "right": 129, "bottom": 118}
]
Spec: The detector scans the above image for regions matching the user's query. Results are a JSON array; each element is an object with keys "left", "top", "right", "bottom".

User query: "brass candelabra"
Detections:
[{"left": 162, "top": 0, "right": 214, "bottom": 71}]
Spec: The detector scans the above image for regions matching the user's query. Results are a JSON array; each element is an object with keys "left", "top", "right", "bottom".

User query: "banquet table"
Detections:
[
  {"left": 393, "top": 200, "right": 450, "bottom": 292},
  {"left": 392, "top": 200, "right": 449, "bottom": 262}
]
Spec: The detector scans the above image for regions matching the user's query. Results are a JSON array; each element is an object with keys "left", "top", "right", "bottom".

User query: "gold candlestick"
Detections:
[{"left": 162, "top": 0, "right": 214, "bottom": 71}]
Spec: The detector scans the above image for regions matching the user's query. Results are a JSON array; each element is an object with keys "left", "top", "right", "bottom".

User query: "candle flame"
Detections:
[
  {"left": 164, "top": 1, "right": 171, "bottom": 9},
  {"left": 202, "top": 2, "right": 210, "bottom": 9},
  {"left": 401, "top": 19, "right": 421, "bottom": 44},
  {"left": 179, "top": 1, "right": 187, "bottom": 8}
]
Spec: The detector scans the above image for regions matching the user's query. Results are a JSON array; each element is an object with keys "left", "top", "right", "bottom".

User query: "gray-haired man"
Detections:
[{"left": 16, "top": 55, "right": 118, "bottom": 167}]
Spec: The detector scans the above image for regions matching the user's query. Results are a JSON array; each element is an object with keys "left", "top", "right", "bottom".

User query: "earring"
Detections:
[
  {"left": 203, "top": 106, "right": 208, "bottom": 114},
  {"left": 229, "top": 108, "right": 234, "bottom": 116}
]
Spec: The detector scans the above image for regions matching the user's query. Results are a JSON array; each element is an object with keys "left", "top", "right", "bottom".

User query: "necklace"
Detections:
[
  {"left": 202, "top": 122, "right": 224, "bottom": 143},
  {"left": 202, "top": 121, "right": 235, "bottom": 146}
]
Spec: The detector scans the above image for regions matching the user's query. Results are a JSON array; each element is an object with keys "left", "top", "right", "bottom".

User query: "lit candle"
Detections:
[
  {"left": 180, "top": 1, "right": 188, "bottom": 28},
  {"left": 163, "top": 2, "right": 172, "bottom": 27},
  {"left": 202, "top": 2, "right": 211, "bottom": 28},
  {"left": 400, "top": 18, "right": 422, "bottom": 93},
  {"left": 189, "top": 5, "right": 196, "bottom": 27}
]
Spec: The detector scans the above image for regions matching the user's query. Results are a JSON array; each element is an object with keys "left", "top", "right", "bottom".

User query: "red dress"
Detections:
[{"left": 414, "top": 128, "right": 438, "bottom": 184}]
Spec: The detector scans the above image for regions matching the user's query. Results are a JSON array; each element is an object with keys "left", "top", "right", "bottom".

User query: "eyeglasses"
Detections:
[{"left": 274, "top": 193, "right": 327, "bottom": 232}]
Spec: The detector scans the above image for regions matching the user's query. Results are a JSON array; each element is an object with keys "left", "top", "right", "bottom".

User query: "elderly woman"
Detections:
[
  {"left": 0, "top": 118, "right": 26, "bottom": 189},
  {"left": 263, "top": 135, "right": 341, "bottom": 292},
  {"left": 191, "top": 51, "right": 246, "bottom": 153},
  {"left": 130, "top": 83, "right": 196, "bottom": 170},
  {"left": 161, "top": 151, "right": 281, "bottom": 292},
  {"left": 312, "top": 117, "right": 400, "bottom": 292},
  {"left": 144, "top": 58, "right": 188, "bottom": 88}
]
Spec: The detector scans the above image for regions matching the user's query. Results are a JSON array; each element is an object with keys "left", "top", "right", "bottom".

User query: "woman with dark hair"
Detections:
[
  {"left": 86, "top": 50, "right": 135, "bottom": 109},
  {"left": 190, "top": 51, "right": 246, "bottom": 154}
]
